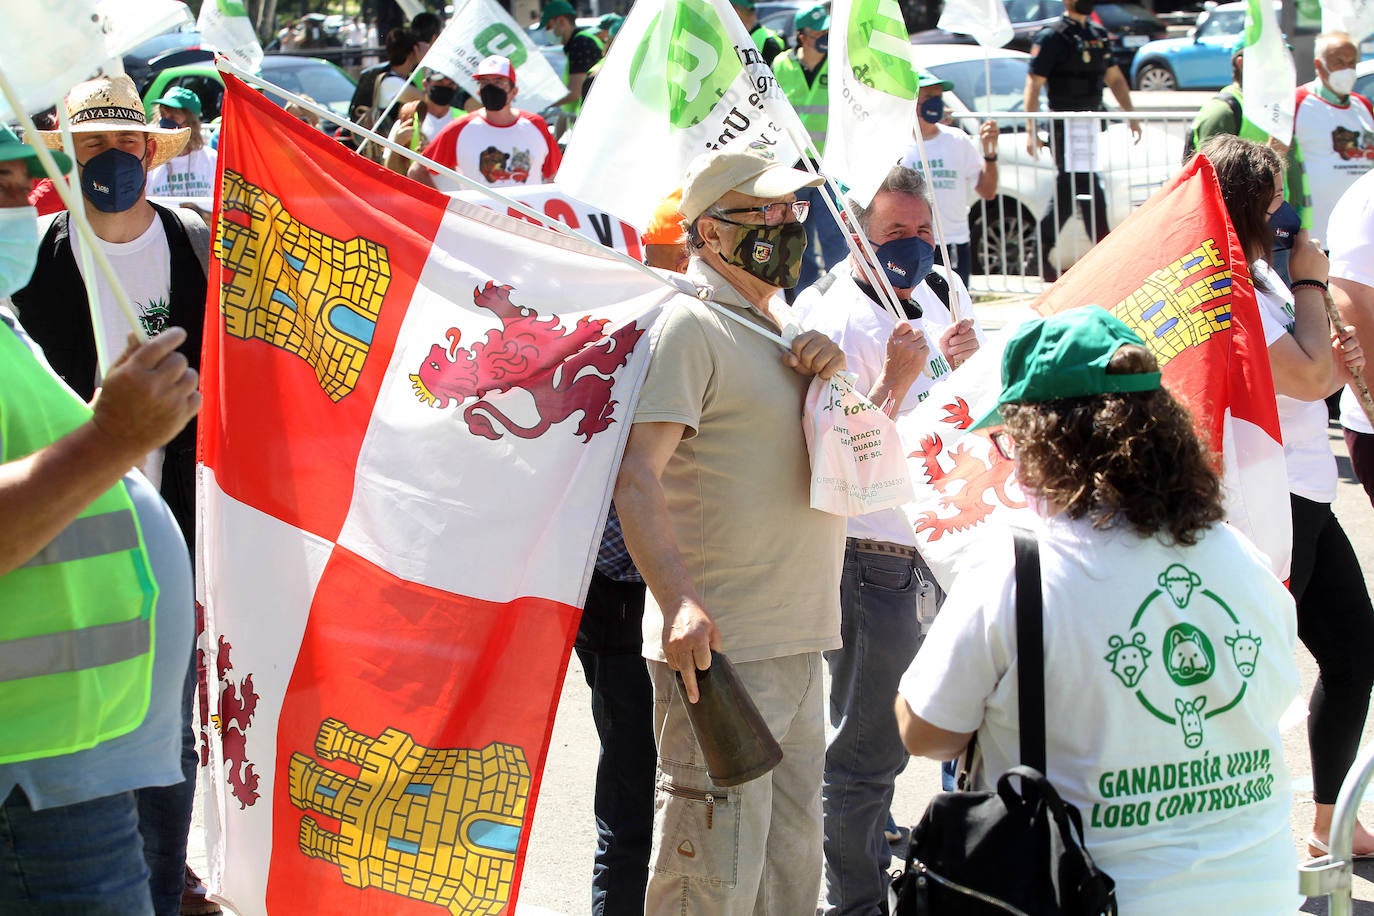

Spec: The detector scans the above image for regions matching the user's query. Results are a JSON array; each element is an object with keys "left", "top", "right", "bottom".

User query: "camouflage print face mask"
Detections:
[{"left": 720, "top": 220, "right": 808, "bottom": 289}]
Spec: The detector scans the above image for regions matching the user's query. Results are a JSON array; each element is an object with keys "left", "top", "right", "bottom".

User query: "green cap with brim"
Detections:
[
  {"left": 0, "top": 124, "right": 71, "bottom": 179},
  {"left": 917, "top": 70, "right": 954, "bottom": 92},
  {"left": 731, "top": 0, "right": 757, "bottom": 9},
  {"left": 971, "top": 305, "right": 1161, "bottom": 430},
  {"left": 153, "top": 86, "right": 203, "bottom": 118},
  {"left": 795, "top": 5, "right": 830, "bottom": 31},
  {"left": 599, "top": 12, "right": 623, "bottom": 30},
  {"left": 540, "top": 0, "right": 577, "bottom": 27}
]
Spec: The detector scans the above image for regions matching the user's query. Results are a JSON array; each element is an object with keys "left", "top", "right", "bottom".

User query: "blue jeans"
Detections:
[
  {"left": 575, "top": 571, "right": 656, "bottom": 916},
  {"left": 797, "top": 183, "right": 850, "bottom": 294},
  {"left": 0, "top": 787, "right": 154, "bottom": 913},
  {"left": 823, "top": 542, "right": 943, "bottom": 916},
  {"left": 136, "top": 643, "right": 197, "bottom": 916}
]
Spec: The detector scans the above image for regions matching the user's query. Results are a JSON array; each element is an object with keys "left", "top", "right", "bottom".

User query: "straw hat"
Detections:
[{"left": 40, "top": 74, "right": 189, "bottom": 168}]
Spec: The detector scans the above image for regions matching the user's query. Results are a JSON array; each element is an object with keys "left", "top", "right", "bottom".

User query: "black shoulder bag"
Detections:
[{"left": 890, "top": 528, "right": 1118, "bottom": 916}]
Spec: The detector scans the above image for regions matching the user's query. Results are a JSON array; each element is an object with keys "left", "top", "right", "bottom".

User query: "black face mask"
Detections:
[
  {"left": 479, "top": 84, "right": 509, "bottom": 111},
  {"left": 427, "top": 84, "right": 457, "bottom": 107},
  {"left": 1073, "top": 0, "right": 1096, "bottom": 13}
]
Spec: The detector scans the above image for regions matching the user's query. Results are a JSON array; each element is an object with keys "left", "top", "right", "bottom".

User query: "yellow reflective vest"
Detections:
[
  {"left": 0, "top": 319, "right": 159, "bottom": 764},
  {"left": 772, "top": 50, "right": 828, "bottom": 154}
]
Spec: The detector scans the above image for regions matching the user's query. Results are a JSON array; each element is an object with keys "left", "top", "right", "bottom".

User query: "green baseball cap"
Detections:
[
  {"left": 972, "top": 306, "right": 1161, "bottom": 430},
  {"left": 731, "top": 0, "right": 756, "bottom": 9},
  {"left": 917, "top": 70, "right": 954, "bottom": 92},
  {"left": 599, "top": 12, "right": 623, "bottom": 30},
  {"left": 153, "top": 86, "right": 203, "bottom": 118},
  {"left": 0, "top": 124, "right": 71, "bottom": 179},
  {"left": 795, "top": 5, "right": 830, "bottom": 31},
  {"left": 540, "top": 0, "right": 577, "bottom": 27}
]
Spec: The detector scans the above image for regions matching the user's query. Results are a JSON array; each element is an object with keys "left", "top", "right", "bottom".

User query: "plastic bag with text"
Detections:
[{"left": 803, "top": 373, "right": 915, "bottom": 516}]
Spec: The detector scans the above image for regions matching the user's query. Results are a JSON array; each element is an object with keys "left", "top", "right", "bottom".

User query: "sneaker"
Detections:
[{"left": 182, "top": 865, "right": 222, "bottom": 916}]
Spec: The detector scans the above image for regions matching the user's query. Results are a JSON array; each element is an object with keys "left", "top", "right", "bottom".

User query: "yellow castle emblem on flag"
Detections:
[
  {"left": 288, "top": 718, "right": 529, "bottom": 915},
  {"left": 1113, "top": 239, "right": 1233, "bottom": 366},
  {"left": 217, "top": 170, "right": 389, "bottom": 401}
]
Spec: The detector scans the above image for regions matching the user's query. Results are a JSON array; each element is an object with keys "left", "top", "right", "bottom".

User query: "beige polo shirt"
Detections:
[{"left": 635, "top": 260, "right": 844, "bottom": 664}]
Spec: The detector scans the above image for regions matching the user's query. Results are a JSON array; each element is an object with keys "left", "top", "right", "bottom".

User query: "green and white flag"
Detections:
[
  {"left": 197, "top": 0, "right": 264, "bottom": 73},
  {"left": 558, "top": 0, "right": 805, "bottom": 229},
  {"left": 1321, "top": 0, "right": 1374, "bottom": 41},
  {"left": 422, "top": 0, "right": 568, "bottom": 113},
  {"left": 824, "top": 0, "right": 920, "bottom": 205},
  {"left": 1242, "top": 0, "right": 1294, "bottom": 146}
]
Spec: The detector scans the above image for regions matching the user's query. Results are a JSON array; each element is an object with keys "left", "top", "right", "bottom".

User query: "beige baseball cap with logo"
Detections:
[{"left": 679, "top": 149, "right": 822, "bottom": 223}]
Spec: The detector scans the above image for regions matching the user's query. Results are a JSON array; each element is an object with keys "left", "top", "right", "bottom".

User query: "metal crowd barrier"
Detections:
[
  {"left": 947, "top": 108, "right": 1200, "bottom": 299},
  {"left": 1299, "top": 741, "right": 1374, "bottom": 914}
]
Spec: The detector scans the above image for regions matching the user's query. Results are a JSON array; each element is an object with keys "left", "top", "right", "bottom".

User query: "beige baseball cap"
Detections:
[{"left": 678, "top": 149, "right": 822, "bottom": 223}]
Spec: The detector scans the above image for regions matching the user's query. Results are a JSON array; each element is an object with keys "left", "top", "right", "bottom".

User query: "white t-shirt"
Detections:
[
  {"left": 422, "top": 110, "right": 560, "bottom": 191},
  {"left": 795, "top": 259, "right": 982, "bottom": 546},
  {"left": 70, "top": 214, "right": 171, "bottom": 486},
  {"left": 1296, "top": 84, "right": 1374, "bottom": 236},
  {"left": 899, "top": 125, "right": 984, "bottom": 244},
  {"left": 146, "top": 148, "right": 217, "bottom": 199},
  {"left": 899, "top": 515, "right": 1300, "bottom": 915},
  {"left": 421, "top": 109, "right": 454, "bottom": 143},
  {"left": 1325, "top": 167, "right": 1374, "bottom": 435},
  {"left": 1253, "top": 259, "right": 1339, "bottom": 501}
]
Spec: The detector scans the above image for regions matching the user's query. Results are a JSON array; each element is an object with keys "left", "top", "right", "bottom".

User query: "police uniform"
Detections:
[{"left": 1030, "top": 15, "right": 1114, "bottom": 274}]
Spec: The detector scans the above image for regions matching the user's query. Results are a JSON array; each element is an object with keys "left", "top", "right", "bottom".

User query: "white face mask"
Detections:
[
  {"left": 1327, "top": 66, "right": 1358, "bottom": 97},
  {"left": 0, "top": 206, "right": 39, "bottom": 298}
]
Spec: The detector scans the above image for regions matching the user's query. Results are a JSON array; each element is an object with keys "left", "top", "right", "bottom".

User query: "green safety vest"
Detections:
[
  {"left": 752, "top": 24, "right": 784, "bottom": 60},
  {"left": 562, "top": 29, "right": 606, "bottom": 116},
  {"left": 0, "top": 321, "right": 159, "bottom": 764},
  {"left": 772, "top": 51, "right": 828, "bottom": 154}
]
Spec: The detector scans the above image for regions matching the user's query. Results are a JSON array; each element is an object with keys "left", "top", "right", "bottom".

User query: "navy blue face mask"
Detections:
[
  {"left": 815, "top": 33, "right": 829, "bottom": 54},
  {"left": 869, "top": 235, "right": 935, "bottom": 289},
  {"left": 158, "top": 117, "right": 180, "bottom": 130},
  {"left": 79, "top": 147, "right": 146, "bottom": 213},
  {"left": 1269, "top": 200, "right": 1301, "bottom": 252},
  {"left": 918, "top": 96, "right": 944, "bottom": 124}
]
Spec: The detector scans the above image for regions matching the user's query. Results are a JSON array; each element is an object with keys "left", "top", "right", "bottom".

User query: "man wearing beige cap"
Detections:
[
  {"left": 11, "top": 73, "right": 214, "bottom": 916},
  {"left": 615, "top": 149, "right": 847, "bottom": 913}
]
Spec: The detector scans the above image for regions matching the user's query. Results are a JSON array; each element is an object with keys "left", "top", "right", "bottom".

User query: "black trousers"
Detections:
[
  {"left": 1289, "top": 494, "right": 1374, "bottom": 803},
  {"left": 1038, "top": 120, "right": 1110, "bottom": 274}
]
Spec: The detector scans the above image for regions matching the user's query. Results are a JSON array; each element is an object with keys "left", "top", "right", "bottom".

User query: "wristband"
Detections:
[
  {"left": 1290, "top": 278, "right": 1328, "bottom": 294},
  {"left": 984, "top": 154, "right": 998, "bottom": 162}
]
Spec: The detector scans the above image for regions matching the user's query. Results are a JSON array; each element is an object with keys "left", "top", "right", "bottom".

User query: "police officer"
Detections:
[{"left": 1023, "top": 0, "right": 1140, "bottom": 281}]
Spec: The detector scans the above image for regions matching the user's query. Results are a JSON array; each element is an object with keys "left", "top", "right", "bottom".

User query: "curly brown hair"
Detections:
[{"left": 1003, "top": 345, "right": 1225, "bottom": 545}]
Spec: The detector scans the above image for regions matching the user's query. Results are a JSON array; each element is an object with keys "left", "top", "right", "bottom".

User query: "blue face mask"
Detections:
[
  {"left": 918, "top": 95, "right": 945, "bottom": 124},
  {"left": 869, "top": 234, "right": 934, "bottom": 289},
  {"left": 1269, "top": 200, "right": 1301, "bottom": 252},
  {"left": 0, "top": 206, "right": 39, "bottom": 298},
  {"left": 158, "top": 117, "right": 180, "bottom": 131},
  {"left": 815, "top": 33, "right": 829, "bottom": 54},
  {"left": 79, "top": 147, "right": 146, "bottom": 214}
]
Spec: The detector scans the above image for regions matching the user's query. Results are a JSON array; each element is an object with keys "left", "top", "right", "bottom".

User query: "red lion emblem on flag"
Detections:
[{"left": 409, "top": 281, "right": 645, "bottom": 442}]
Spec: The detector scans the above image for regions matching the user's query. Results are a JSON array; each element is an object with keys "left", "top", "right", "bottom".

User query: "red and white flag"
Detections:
[
  {"left": 198, "top": 74, "right": 678, "bottom": 915},
  {"left": 900, "top": 153, "right": 1289, "bottom": 585}
]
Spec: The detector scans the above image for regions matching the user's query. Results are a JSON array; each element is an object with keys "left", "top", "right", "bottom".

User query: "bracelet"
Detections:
[
  {"left": 984, "top": 154, "right": 998, "bottom": 161},
  {"left": 1290, "top": 278, "right": 1328, "bottom": 294}
]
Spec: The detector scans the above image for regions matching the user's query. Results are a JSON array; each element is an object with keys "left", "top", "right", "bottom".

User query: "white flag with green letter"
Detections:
[
  {"left": 423, "top": 0, "right": 568, "bottom": 113},
  {"left": 1241, "top": 0, "right": 1294, "bottom": 145},
  {"left": 558, "top": 0, "right": 805, "bottom": 229},
  {"left": 197, "top": 0, "right": 264, "bottom": 73},
  {"left": 823, "top": 0, "right": 920, "bottom": 205}
]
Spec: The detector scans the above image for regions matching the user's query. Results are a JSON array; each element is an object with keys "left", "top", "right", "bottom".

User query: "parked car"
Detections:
[
  {"left": 916, "top": 44, "right": 1181, "bottom": 276},
  {"left": 142, "top": 55, "right": 358, "bottom": 132},
  {"left": 913, "top": 1, "right": 1165, "bottom": 71},
  {"left": 123, "top": 28, "right": 203, "bottom": 94},
  {"left": 1354, "top": 56, "right": 1374, "bottom": 100}
]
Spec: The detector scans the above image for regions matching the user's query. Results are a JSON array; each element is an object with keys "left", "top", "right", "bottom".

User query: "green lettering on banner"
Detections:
[
  {"left": 845, "top": 0, "right": 918, "bottom": 100},
  {"left": 628, "top": 0, "right": 739, "bottom": 129},
  {"left": 474, "top": 24, "right": 529, "bottom": 68}
]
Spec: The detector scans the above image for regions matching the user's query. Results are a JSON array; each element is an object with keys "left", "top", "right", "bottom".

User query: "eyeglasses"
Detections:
[
  {"left": 989, "top": 429, "right": 1017, "bottom": 462},
  {"left": 707, "top": 200, "right": 810, "bottom": 227}
]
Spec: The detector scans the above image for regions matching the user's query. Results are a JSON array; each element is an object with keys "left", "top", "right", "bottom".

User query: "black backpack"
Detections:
[{"left": 1182, "top": 92, "right": 1243, "bottom": 164}]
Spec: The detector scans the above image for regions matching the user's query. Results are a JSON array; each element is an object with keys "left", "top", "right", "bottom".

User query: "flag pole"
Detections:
[
  {"left": 0, "top": 62, "right": 148, "bottom": 347},
  {"left": 216, "top": 58, "right": 677, "bottom": 294},
  {"left": 901, "top": 118, "right": 959, "bottom": 321},
  {"left": 786, "top": 127, "right": 908, "bottom": 325},
  {"left": 1322, "top": 289, "right": 1374, "bottom": 427}
]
